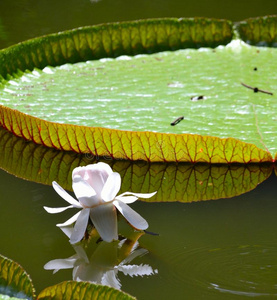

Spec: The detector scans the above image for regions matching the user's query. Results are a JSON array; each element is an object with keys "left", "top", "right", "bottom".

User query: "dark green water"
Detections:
[
  {"left": 0, "top": 0, "right": 277, "bottom": 49},
  {"left": 1, "top": 1, "right": 277, "bottom": 299}
]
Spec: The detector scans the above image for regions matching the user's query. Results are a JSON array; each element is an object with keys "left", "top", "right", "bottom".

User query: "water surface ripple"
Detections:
[{"left": 161, "top": 242, "right": 277, "bottom": 298}]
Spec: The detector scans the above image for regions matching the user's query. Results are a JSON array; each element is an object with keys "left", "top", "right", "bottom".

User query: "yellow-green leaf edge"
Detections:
[
  {"left": 37, "top": 281, "right": 136, "bottom": 300},
  {"left": 0, "top": 16, "right": 275, "bottom": 163},
  {"left": 0, "top": 254, "right": 36, "bottom": 300}
]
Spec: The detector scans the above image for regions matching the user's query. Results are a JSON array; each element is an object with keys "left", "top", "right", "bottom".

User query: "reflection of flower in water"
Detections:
[{"left": 44, "top": 229, "right": 157, "bottom": 290}]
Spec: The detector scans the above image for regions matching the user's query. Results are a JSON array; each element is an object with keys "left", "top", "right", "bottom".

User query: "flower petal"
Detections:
[
  {"left": 59, "top": 226, "right": 74, "bottom": 238},
  {"left": 115, "top": 195, "right": 138, "bottom": 204},
  {"left": 44, "top": 257, "right": 76, "bottom": 271},
  {"left": 118, "top": 191, "right": 157, "bottom": 199},
  {"left": 113, "top": 201, "right": 148, "bottom": 230},
  {"left": 89, "top": 203, "right": 118, "bottom": 242},
  {"left": 72, "top": 175, "right": 97, "bottom": 207},
  {"left": 102, "top": 270, "right": 121, "bottom": 290},
  {"left": 121, "top": 248, "right": 148, "bottom": 264},
  {"left": 57, "top": 211, "right": 81, "bottom": 227},
  {"left": 43, "top": 205, "right": 74, "bottom": 214},
  {"left": 52, "top": 181, "right": 82, "bottom": 208},
  {"left": 74, "top": 245, "right": 90, "bottom": 264},
  {"left": 73, "top": 163, "right": 112, "bottom": 197},
  {"left": 101, "top": 172, "right": 121, "bottom": 202},
  {"left": 117, "top": 264, "right": 155, "bottom": 277},
  {"left": 70, "top": 208, "right": 90, "bottom": 244}
]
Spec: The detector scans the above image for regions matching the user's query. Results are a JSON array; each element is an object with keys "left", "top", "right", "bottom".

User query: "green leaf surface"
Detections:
[
  {"left": 0, "top": 255, "right": 35, "bottom": 300},
  {"left": 37, "top": 281, "right": 136, "bottom": 300},
  {"left": 0, "top": 127, "right": 272, "bottom": 203}
]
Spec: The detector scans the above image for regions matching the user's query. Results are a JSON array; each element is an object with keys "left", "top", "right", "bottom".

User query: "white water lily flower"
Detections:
[{"left": 44, "top": 162, "right": 156, "bottom": 244}]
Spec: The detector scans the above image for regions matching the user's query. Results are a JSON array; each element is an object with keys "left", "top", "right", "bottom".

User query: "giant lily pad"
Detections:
[{"left": 0, "top": 16, "right": 276, "bottom": 163}]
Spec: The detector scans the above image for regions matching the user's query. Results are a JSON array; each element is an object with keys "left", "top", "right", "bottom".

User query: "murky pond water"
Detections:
[{"left": 1, "top": 1, "right": 277, "bottom": 299}]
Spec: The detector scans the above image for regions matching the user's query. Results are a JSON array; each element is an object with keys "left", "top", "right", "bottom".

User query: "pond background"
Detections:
[
  {"left": 0, "top": 0, "right": 277, "bottom": 50},
  {"left": 1, "top": 1, "right": 277, "bottom": 299}
]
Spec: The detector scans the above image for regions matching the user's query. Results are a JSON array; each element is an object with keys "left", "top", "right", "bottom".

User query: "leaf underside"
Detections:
[
  {"left": 0, "top": 16, "right": 276, "bottom": 163},
  {"left": 237, "top": 15, "right": 277, "bottom": 46}
]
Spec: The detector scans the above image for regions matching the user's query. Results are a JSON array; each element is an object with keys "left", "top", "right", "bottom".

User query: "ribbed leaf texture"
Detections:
[
  {"left": 37, "top": 281, "right": 135, "bottom": 300},
  {"left": 0, "top": 254, "right": 35, "bottom": 300},
  {"left": 0, "top": 18, "right": 233, "bottom": 79},
  {"left": 0, "top": 127, "right": 273, "bottom": 202},
  {"left": 237, "top": 15, "right": 277, "bottom": 46},
  {"left": 0, "top": 105, "right": 272, "bottom": 163}
]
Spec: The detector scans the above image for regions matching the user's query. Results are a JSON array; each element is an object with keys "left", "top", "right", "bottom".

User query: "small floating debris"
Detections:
[
  {"left": 241, "top": 82, "right": 273, "bottom": 96},
  {"left": 170, "top": 116, "right": 184, "bottom": 126},
  {"left": 191, "top": 95, "right": 205, "bottom": 101}
]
